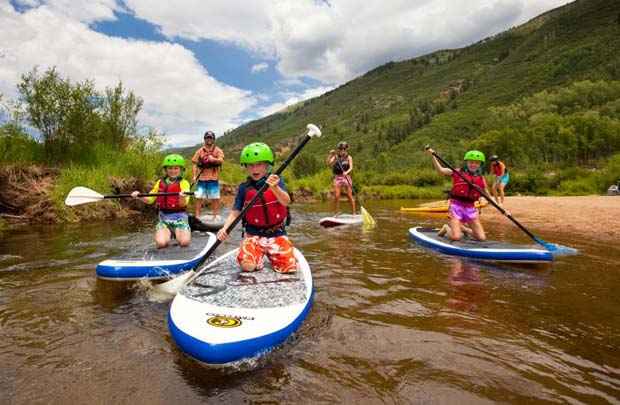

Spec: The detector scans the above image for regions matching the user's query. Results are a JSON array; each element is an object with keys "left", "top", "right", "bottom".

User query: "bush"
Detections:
[{"left": 292, "top": 154, "right": 321, "bottom": 178}]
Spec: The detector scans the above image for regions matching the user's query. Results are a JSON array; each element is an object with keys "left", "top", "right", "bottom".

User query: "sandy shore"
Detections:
[{"left": 482, "top": 196, "right": 619, "bottom": 243}]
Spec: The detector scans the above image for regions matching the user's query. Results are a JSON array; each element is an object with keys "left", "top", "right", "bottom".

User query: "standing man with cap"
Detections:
[{"left": 192, "top": 130, "right": 225, "bottom": 222}]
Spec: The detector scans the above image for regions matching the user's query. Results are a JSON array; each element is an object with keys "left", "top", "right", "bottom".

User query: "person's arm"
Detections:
[
  {"left": 344, "top": 156, "right": 353, "bottom": 175},
  {"left": 210, "top": 148, "right": 224, "bottom": 165},
  {"left": 192, "top": 150, "right": 201, "bottom": 180},
  {"left": 425, "top": 148, "right": 452, "bottom": 176},
  {"left": 217, "top": 187, "right": 244, "bottom": 240},
  {"left": 131, "top": 181, "right": 159, "bottom": 204},
  {"left": 267, "top": 175, "right": 291, "bottom": 206},
  {"left": 217, "top": 210, "right": 241, "bottom": 241},
  {"left": 179, "top": 180, "right": 191, "bottom": 207},
  {"left": 326, "top": 150, "right": 336, "bottom": 166}
]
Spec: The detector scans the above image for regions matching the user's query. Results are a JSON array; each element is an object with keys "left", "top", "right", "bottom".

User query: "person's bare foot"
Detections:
[{"left": 437, "top": 224, "right": 450, "bottom": 237}]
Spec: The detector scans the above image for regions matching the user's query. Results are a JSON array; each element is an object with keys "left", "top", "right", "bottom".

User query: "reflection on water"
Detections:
[{"left": 1, "top": 200, "right": 619, "bottom": 403}]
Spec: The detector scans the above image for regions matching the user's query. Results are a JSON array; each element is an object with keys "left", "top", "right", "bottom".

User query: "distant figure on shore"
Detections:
[
  {"left": 326, "top": 141, "right": 356, "bottom": 214},
  {"left": 192, "top": 130, "right": 224, "bottom": 222},
  {"left": 489, "top": 155, "right": 509, "bottom": 206}
]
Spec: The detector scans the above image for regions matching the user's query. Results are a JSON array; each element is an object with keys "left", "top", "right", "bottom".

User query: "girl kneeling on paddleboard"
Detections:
[
  {"left": 327, "top": 141, "right": 356, "bottom": 214},
  {"left": 131, "top": 154, "right": 192, "bottom": 249},
  {"left": 217, "top": 143, "right": 297, "bottom": 274},
  {"left": 426, "top": 149, "right": 490, "bottom": 241}
]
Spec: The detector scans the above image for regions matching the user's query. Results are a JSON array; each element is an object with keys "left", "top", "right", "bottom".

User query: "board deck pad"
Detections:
[
  {"left": 182, "top": 253, "right": 307, "bottom": 308},
  {"left": 111, "top": 232, "right": 212, "bottom": 261}
]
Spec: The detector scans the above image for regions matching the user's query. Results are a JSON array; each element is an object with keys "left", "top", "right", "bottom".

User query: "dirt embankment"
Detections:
[
  {"left": 0, "top": 166, "right": 237, "bottom": 225},
  {"left": 483, "top": 196, "right": 619, "bottom": 243}
]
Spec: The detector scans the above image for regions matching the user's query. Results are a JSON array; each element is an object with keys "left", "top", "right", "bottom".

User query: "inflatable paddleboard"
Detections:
[
  {"left": 319, "top": 214, "right": 363, "bottom": 228},
  {"left": 168, "top": 248, "right": 313, "bottom": 364},
  {"left": 409, "top": 227, "right": 553, "bottom": 263},
  {"left": 96, "top": 232, "right": 217, "bottom": 280}
]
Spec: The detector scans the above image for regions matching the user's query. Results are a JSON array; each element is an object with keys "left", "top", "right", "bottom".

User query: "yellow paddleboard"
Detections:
[{"left": 400, "top": 200, "right": 487, "bottom": 213}]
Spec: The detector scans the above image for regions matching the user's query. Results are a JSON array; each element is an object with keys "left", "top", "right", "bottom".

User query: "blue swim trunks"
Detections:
[
  {"left": 497, "top": 173, "right": 510, "bottom": 185},
  {"left": 195, "top": 180, "right": 220, "bottom": 199}
]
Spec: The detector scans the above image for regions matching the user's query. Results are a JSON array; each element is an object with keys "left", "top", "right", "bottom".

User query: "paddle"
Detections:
[
  {"left": 65, "top": 186, "right": 194, "bottom": 207},
  {"left": 155, "top": 123, "right": 323, "bottom": 295},
  {"left": 334, "top": 158, "right": 376, "bottom": 227},
  {"left": 425, "top": 146, "right": 559, "bottom": 252}
]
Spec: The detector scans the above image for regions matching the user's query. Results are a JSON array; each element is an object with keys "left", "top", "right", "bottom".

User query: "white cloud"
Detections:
[
  {"left": 251, "top": 62, "right": 268, "bottom": 74},
  {"left": 0, "top": 1, "right": 255, "bottom": 146},
  {"left": 255, "top": 85, "right": 334, "bottom": 118},
  {"left": 124, "top": 0, "right": 573, "bottom": 84}
]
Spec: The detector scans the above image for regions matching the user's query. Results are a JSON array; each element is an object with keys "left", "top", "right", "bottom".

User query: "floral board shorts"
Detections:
[
  {"left": 237, "top": 235, "right": 298, "bottom": 273},
  {"left": 333, "top": 174, "right": 352, "bottom": 188},
  {"left": 448, "top": 200, "right": 478, "bottom": 223},
  {"left": 195, "top": 180, "right": 220, "bottom": 199},
  {"left": 156, "top": 212, "right": 190, "bottom": 232}
]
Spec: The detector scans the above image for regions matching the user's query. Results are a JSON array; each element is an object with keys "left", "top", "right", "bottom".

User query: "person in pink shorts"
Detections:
[
  {"left": 426, "top": 148, "right": 490, "bottom": 241},
  {"left": 326, "top": 141, "right": 356, "bottom": 214}
]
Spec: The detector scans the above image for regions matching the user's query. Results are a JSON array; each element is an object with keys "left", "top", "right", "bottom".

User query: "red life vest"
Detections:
[
  {"left": 450, "top": 169, "right": 486, "bottom": 203},
  {"left": 242, "top": 182, "right": 288, "bottom": 229},
  {"left": 198, "top": 146, "right": 222, "bottom": 169},
  {"left": 492, "top": 161, "right": 507, "bottom": 176},
  {"left": 156, "top": 178, "right": 184, "bottom": 213}
]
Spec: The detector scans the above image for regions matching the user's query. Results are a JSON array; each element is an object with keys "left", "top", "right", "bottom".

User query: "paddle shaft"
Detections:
[
  {"left": 105, "top": 192, "right": 194, "bottom": 199},
  {"left": 428, "top": 148, "right": 542, "bottom": 243},
  {"left": 190, "top": 132, "right": 313, "bottom": 275}
]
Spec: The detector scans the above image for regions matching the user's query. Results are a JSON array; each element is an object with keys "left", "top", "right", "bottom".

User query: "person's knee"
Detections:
[
  {"left": 240, "top": 261, "right": 257, "bottom": 272},
  {"left": 156, "top": 239, "right": 169, "bottom": 249}
]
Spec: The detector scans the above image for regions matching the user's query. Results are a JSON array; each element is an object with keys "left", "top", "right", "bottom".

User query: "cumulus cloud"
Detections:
[
  {"left": 251, "top": 62, "right": 269, "bottom": 74},
  {"left": 255, "top": 85, "right": 334, "bottom": 118},
  {"left": 0, "top": 1, "right": 255, "bottom": 145},
  {"left": 125, "top": 0, "right": 572, "bottom": 84}
]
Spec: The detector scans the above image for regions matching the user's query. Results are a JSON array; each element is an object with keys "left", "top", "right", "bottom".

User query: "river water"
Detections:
[{"left": 1, "top": 200, "right": 619, "bottom": 404}]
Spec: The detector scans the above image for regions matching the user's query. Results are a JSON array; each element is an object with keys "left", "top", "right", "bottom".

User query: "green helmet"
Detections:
[
  {"left": 162, "top": 154, "right": 186, "bottom": 168},
  {"left": 240, "top": 142, "right": 274, "bottom": 165},
  {"left": 464, "top": 150, "right": 485, "bottom": 163}
]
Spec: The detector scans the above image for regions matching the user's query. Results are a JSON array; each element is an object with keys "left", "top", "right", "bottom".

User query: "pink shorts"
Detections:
[
  {"left": 333, "top": 175, "right": 352, "bottom": 188},
  {"left": 449, "top": 200, "right": 478, "bottom": 223}
]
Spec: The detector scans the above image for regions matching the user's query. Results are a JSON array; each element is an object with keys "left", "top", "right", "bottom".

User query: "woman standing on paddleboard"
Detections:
[{"left": 327, "top": 141, "right": 356, "bottom": 215}]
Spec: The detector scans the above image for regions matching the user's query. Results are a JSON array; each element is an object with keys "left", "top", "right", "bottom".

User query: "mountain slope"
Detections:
[{"left": 184, "top": 0, "right": 620, "bottom": 176}]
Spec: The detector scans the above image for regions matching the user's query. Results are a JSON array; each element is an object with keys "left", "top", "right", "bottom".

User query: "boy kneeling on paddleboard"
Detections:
[
  {"left": 426, "top": 149, "right": 490, "bottom": 242},
  {"left": 131, "top": 154, "right": 192, "bottom": 249},
  {"left": 217, "top": 142, "right": 297, "bottom": 274}
]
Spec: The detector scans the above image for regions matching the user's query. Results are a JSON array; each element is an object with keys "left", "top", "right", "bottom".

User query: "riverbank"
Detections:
[{"left": 482, "top": 196, "right": 619, "bottom": 243}]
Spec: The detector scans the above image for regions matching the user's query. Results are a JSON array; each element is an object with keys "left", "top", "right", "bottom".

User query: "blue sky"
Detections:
[{"left": 0, "top": 0, "right": 572, "bottom": 147}]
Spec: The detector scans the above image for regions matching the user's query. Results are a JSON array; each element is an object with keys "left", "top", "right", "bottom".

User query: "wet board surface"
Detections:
[
  {"left": 409, "top": 227, "right": 553, "bottom": 263},
  {"left": 168, "top": 248, "right": 313, "bottom": 364},
  {"left": 96, "top": 232, "right": 216, "bottom": 280},
  {"left": 319, "top": 214, "right": 363, "bottom": 228}
]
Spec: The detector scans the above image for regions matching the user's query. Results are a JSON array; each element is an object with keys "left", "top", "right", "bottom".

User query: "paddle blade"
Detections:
[
  {"left": 65, "top": 187, "right": 104, "bottom": 206},
  {"left": 153, "top": 270, "right": 195, "bottom": 297},
  {"left": 535, "top": 238, "right": 579, "bottom": 256},
  {"left": 361, "top": 206, "right": 376, "bottom": 228},
  {"left": 306, "top": 123, "right": 322, "bottom": 138}
]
